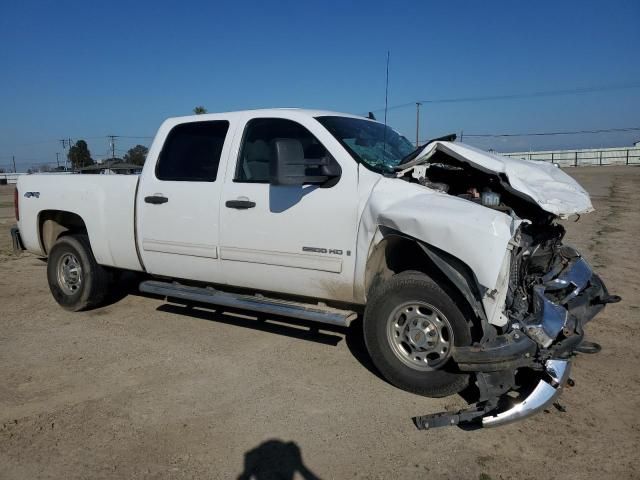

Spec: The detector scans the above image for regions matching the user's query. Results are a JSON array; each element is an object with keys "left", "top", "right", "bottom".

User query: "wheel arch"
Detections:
[
  {"left": 38, "top": 210, "right": 89, "bottom": 256},
  {"left": 363, "top": 228, "right": 492, "bottom": 342}
]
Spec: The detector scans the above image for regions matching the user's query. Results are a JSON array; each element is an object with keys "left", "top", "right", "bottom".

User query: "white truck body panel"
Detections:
[
  {"left": 135, "top": 114, "right": 241, "bottom": 283},
  {"left": 17, "top": 174, "right": 142, "bottom": 271},
  {"left": 354, "top": 172, "right": 520, "bottom": 310},
  {"left": 217, "top": 110, "right": 360, "bottom": 302}
]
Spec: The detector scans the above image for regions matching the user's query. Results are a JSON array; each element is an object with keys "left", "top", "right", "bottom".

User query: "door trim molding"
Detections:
[
  {"left": 142, "top": 239, "right": 218, "bottom": 259},
  {"left": 220, "top": 246, "right": 342, "bottom": 273}
]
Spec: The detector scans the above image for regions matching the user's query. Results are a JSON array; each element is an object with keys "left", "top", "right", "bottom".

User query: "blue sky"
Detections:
[{"left": 1, "top": 0, "right": 639, "bottom": 170}]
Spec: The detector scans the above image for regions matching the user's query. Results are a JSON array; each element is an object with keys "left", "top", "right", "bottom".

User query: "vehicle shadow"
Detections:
[
  {"left": 159, "top": 300, "right": 484, "bottom": 409},
  {"left": 103, "top": 280, "right": 433, "bottom": 393},
  {"left": 152, "top": 301, "right": 385, "bottom": 382},
  {"left": 237, "top": 439, "right": 321, "bottom": 480},
  {"left": 103, "top": 271, "right": 145, "bottom": 306},
  {"left": 157, "top": 303, "right": 345, "bottom": 346}
]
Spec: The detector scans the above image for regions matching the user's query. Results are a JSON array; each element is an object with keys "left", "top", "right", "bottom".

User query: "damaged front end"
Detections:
[
  {"left": 395, "top": 141, "right": 620, "bottom": 429},
  {"left": 415, "top": 223, "right": 620, "bottom": 429}
]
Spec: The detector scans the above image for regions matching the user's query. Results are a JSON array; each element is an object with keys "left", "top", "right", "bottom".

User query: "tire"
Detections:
[
  {"left": 47, "top": 234, "right": 112, "bottom": 311},
  {"left": 364, "top": 271, "right": 472, "bottom": 397}
]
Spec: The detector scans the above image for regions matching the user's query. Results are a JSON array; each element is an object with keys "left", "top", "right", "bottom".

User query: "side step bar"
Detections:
[{"left": 139, "top": 280, "right": 357, "bottom": 327}]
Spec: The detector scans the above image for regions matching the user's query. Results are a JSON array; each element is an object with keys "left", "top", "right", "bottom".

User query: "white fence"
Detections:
[
  {"left": 501, "top": 146, "right": 640, "bottom": 167},
  {"left": 0, "top": 173, "right": 29, "bottom": 185}
]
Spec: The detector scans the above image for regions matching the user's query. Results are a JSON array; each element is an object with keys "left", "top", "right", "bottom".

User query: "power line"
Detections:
[
  {"left": 461, "top": 126, "right": 640, "bottom": 139},
  {"left": 370, "top": 81, "right": 640, "bottom": 114},
  {"left": 110, "top": 135, "right": 154, "bottom": 139}
]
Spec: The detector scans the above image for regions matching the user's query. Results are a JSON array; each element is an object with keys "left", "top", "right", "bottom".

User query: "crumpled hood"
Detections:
[{"left": 400, "top": 141, "right": 593, "bottom": 217}]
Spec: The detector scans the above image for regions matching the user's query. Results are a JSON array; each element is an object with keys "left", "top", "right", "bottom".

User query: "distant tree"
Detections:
[
  {"left": 123, "top": 145, "right": 149, "bottom": 166},
  {"left": 193, "top": 106, "right": 207, "bottom": 114},
  {"left": 67, "top": 140, "right": 94, "bottom": 169},
  {"left": 39, "top": 164, "right": 53, "bottom": 172},
  {"left": 0, "top": 168, "right": 5, "bottom": 173}
]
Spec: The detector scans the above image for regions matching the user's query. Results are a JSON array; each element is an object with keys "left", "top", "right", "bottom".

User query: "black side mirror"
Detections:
[{"left": 269, "top": 138, "right": 340, "bottom": 186}]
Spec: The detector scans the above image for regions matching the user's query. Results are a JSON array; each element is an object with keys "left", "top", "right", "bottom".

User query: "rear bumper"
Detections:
[{"left": 10, "top": 226, "right": 25, "bottom": 255}]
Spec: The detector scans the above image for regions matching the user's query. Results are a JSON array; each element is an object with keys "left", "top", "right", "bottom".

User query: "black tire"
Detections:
[
  {"left": 47, "top": 234, "right": 112, "bottom": 311},
  {"left": 364, "top": 271, "right": 472, "bottom": 397}
]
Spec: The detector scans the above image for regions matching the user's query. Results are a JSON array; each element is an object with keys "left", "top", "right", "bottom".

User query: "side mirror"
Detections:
[{"left": 269, "top": 138, "right": 341, "bottom": 186}]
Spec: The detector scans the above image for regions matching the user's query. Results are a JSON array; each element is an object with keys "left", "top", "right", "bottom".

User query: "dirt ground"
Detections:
[{"left": 1, "top": 167, "right": 639, "bottom": 479}]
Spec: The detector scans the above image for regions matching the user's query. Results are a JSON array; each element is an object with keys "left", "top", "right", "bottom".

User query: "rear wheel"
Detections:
[
  {"left": 47, "top": 234, "right": 112, "bottom": 311},
  {"left": 364, "top": 271, "right": 472, "bottom": 397}
]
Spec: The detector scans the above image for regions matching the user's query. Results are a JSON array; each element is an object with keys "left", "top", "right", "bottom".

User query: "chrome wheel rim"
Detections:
[
  {"left": 386, "top": 301, "right": 454, "bottom": 371},
  {"left": 57, "top": 252, "right": 83, "bottom": 295}
]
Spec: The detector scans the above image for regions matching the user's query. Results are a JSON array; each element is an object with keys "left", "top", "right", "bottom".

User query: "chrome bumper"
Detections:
[
  {"left": 482, "top": 359, "right": 571, "bottom": 427},
  {"left": 524, "top": 251, "right": 612, "bottom": 349}
]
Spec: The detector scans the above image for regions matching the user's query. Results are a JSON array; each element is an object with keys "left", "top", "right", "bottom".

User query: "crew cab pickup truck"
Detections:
[{"left": 12, "top": 109, "right": 618, "bottom": 428}]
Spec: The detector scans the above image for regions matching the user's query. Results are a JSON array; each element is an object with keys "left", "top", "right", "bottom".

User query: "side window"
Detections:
[
  {"left": 156, "top": 121, "right": 229, "bottom": 182},
  {"left": 235, "top": 118, "right": 332, "bottom": 182}
]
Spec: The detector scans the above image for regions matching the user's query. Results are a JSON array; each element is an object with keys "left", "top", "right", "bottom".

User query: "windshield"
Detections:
[{"left": 316, "top": 116, "right": 415, "bottom": 173}]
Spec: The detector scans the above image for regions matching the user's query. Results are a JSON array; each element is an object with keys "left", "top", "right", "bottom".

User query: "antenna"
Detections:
[
  {"left": 384, "top": 50, "right": 390, "bottom": 127},
  {"left": 415, "top": 102, "right": 422, "bottom": 147},
  {"left": 383, "top": 50, "right": 390, "bottom": 154}
]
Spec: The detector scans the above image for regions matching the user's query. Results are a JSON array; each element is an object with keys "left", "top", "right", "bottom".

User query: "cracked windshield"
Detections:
[{"left": 317, "top": 116, "right": 415, "bottom": 173}]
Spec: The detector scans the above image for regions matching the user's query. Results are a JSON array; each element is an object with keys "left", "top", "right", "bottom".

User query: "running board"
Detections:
[{"left": 139, "top": 280, "right": 357, "bottom": 327}]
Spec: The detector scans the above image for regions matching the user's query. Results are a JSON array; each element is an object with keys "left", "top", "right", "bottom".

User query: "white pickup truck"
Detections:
[{"left": 12, "top": 109, "right": 618, "bottom": 428}]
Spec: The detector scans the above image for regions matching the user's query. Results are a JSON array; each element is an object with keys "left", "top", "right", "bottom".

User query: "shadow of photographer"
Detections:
[{"left": 237, "top": 439, "right": 321, "bottom": 480}]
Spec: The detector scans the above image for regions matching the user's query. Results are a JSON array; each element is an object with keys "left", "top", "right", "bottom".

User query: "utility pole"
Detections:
[
  {"left": 56, "top": 152, "right": 60, "bottom": 168},
  {"left": 12, "top": 155, "right": 16, "bottom": 173},
  {"left": 60, "top": 138, "right": 72, "bottom": 171},
  {"left": 415, "top": 102, "right": 422, "bottom": 147},
  {"left": 108, "top": 135, "right": 117, "bottom": 160}
]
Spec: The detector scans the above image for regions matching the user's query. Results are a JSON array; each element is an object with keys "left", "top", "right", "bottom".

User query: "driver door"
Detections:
[{"left": 219, "top": 115, "right": 359, "bottom": 302}]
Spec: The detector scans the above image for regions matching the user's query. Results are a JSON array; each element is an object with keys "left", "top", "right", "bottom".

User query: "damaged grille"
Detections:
[{"left": 506, "top": 225, "right": 615, "bottom": 349}]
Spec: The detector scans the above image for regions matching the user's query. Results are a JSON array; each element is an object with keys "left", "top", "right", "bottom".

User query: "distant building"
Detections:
[{"left": 79, "top": 159, "right": 142, "bottom": 175}]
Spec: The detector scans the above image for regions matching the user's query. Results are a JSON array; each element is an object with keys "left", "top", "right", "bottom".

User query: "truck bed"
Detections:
[{"left": 17, "top": 173, "right": 142, "bottom": 271}]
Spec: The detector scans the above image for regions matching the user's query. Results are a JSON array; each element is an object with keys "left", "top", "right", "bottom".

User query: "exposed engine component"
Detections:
[
  {"left": 400, "top": 151, "right": 553, "bottom": 222},
  {"left": 506, "top": 224, "right": 619, "bottom": 350}
]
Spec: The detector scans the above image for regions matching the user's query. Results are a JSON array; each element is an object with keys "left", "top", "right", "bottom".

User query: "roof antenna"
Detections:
[{"left": 383, "top": 50, "right": 390, "bottom": 154}]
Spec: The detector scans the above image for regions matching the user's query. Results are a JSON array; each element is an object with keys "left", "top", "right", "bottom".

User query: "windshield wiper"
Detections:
[{"left": 397, "top": 133, "right": 457, "bottom": 166}]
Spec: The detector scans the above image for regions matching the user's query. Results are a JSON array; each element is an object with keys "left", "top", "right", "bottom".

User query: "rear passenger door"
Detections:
[{"left": 137, "top": 119, "right": 232, "bottom": 282}]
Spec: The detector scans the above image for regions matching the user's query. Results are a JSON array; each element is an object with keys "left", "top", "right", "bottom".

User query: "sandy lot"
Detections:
[{"left": 1, "top": 167, "right": 639, "bottom": 479}]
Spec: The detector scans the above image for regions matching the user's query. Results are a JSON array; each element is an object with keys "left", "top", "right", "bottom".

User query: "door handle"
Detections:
[
  {"left": 225, "top": 199, "right": 256, "bottom": 209},
  {"left": 145, "top": 195, "right": 169, "bottom": 204}
]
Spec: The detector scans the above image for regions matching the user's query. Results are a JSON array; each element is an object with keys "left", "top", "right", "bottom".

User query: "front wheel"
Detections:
[
  {"left": 47, "top": 234, "right": 112, "bottom": 311},
  {"left": 364, "top": 271, "right": 472, "bottom": 397}
]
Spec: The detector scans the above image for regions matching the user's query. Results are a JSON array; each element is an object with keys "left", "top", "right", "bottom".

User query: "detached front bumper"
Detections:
[{"left": 481, "top": 358, "right": 571, "bottom": 427}]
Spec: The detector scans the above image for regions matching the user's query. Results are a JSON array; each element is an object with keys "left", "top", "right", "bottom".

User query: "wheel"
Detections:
[
  {"left": 47, "top": 234, "right": 112, "bottom": 311},
  {"left": 364, "top": 271, "right": 472, "bottom": 397}
]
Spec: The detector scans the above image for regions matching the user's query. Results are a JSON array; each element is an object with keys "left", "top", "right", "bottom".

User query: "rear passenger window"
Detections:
[
  {"left": 156, "top": 121, "right": 229, "bottom": 181},
  {"left": 236, "top": 118, "right": 331, "bottom": 182}
]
